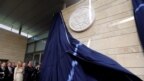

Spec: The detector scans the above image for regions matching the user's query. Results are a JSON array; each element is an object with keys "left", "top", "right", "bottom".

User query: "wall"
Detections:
[
  {"left": 0, "top": 28, "right": 27, "bottom": 62},
  {"left": 62, "top": 0, "right": 144, "bottom": 80}
]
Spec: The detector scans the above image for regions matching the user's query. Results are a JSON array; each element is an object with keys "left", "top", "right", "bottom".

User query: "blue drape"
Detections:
[
  {"left": 40, "top": 12, "right": 142, "bottom": 81},
  {"left": 132, "top": 0, "right": 144, "bottom": 49}
]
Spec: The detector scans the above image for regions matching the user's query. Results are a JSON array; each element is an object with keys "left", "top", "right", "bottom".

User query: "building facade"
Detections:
[
  {"left": 62, "top": 0, "right": 144, "bottom": 80},
  {"left": 25, "top": 0, "right": 144, "bottom": 80},
  {"left": 0, "top": 28, "right": 27, "bottom": 62}
]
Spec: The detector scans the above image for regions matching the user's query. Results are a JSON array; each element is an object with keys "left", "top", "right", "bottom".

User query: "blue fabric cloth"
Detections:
[
  {"left": 40, "top": 12, "right": 142, "bottom": 81},
  {"left": 132, "top": 0, "right": 144, "bottom": 49}
]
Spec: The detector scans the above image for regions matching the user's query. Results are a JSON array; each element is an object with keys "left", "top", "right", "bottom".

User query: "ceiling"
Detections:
[{"left": 0, "top": 0, "right": 79, "bottom": 37}]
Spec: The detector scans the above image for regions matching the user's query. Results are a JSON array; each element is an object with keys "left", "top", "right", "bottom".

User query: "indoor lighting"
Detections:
[
  {"left": 0, "top": 23, "right": 32, "bottom": 38},
  {"left": 0, "top": 24, "right": 11, "bottom": 31},
  {"left": 11, "top": 28, "right": 19, "bottom": 34}
]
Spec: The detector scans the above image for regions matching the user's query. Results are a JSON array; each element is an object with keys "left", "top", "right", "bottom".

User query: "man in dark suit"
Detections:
[
  {"left": 24, "top": 61, "right": 35, "bottom": 81},
  {"left": 23, "top": 62, "right": 27, "bottom": 81},
  {"left": 35, "top": 64, "right": 40, "bottom": 81},
  {"left": 0, "top": 62, "right": 9, "bottom": 81},
  {"left": 7, "top": 62, "right": 14, "bottom": 81}
]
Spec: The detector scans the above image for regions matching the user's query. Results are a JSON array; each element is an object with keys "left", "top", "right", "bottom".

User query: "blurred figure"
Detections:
[
  {"left": 35, "top": 64, "right": 40, "bottom": 72},
  {"left": 12, "top": 62, "right": 16, "bottom": 68},
  {"left": 24, "top": 61, "right": 35, "bottom": 81},
  {"left": 33, "top": 64, "right": 40, "bottom": 81},
  {"left": 0, "top": 61, "right": 3, "bottom": 80},
  {"left": 7, "top": 62, "right": 14, "bottom": 81},
  {"left": 13, "top": 61, "right": 24, "bottom": 81},
  {"left": 0, "top": 62, "right": 9, "bottom": 81},
  {"left": 22, "top": 62, "right": 27, "bottom": 81},
  {"left": 22, "top": 63, "right": 27, "bottom": 68},
  {"left": 0, "top": 61, "right": 2, "bottom": 67}
]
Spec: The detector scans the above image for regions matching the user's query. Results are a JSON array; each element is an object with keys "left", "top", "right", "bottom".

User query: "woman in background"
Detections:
[{"left": 13, "top": 61, "right": 24, "bottom": 81}]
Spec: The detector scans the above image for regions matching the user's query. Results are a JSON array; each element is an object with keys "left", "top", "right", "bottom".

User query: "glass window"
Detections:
[
  {"left": 40, "top": 52, "right": 44, "bottom": 62},
  {"left": 28, "top": 38, "right": 35, "bottom": 43},
  {"left": 33, "top": 54, "right": 40, "bottom": 66},
  {"left": 27, "top": 43, "right": 35, "bottom": 53},
  {"left": 37, "top": 32, "right": 48, "bottom": 40},
  {"left": 24, "top": 54, "right": 33, "bottom": 63},
  {"left": 35, "top": 40, "right": 46, "bottom": 51},
  {"left": 27, "top": 32, "right": 48, "bottom": 43}
]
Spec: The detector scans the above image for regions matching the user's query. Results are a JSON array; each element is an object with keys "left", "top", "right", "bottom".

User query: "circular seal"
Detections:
[{"left": 69, "top": 6, "right": 95, "bottom": 32}]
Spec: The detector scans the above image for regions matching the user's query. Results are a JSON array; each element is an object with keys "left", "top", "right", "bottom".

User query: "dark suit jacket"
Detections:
[
  {"left": 0, "top": 67, "right": 9, "bottom": 81},
  {"left": 7, "top": 67, "right": 14, "bottom": 81},
  {"left": 23, "top": 66, "right": 35, "bottom": 81}
]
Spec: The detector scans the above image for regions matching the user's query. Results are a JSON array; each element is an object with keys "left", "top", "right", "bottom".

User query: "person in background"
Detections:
[
  {"left": 0, "top": 61, "right": 2, "bottom": 67},
  {"left": 7, "top": 62, "right": 14, "bottom": 81},
  {"left": 13, "top": 61, "right": 24, "bottom": 81},
  {"left": 22, "top": 63, "right": 27, "bottom": 68},
  {"left": 24, "top": 61, "right": 35, "bottom": 81},
  {"left": 23, "top": 62, "right": 27, "bottom": 81},
  {"left": 0, "top": 62, "right": 9, "bottom": 81},
  {"left": 12, "top": 62, "right": 16, "bottom": 68},
  {"left": 33, "top": 64, "right": 40, "bottom": 81}
]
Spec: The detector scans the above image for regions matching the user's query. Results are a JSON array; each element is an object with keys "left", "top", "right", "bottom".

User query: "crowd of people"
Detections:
[{"left": 0, "top": 61, "right": 40, "bottom": 81}]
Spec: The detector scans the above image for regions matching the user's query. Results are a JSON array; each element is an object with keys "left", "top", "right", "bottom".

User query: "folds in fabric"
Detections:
[
  {"left": 40, "top": 12, "right": 142, "bottom": 81},
  {"left": 132, "top": 0, "right": 144, "bottom": 49}
]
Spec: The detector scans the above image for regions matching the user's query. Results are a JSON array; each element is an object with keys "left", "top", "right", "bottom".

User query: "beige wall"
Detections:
[
  {"left": 0, "top": 28, "right": 27, "bottom": 62},
  {"left": 62, "top": 0, "right": 144, "bottom": 80}
]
